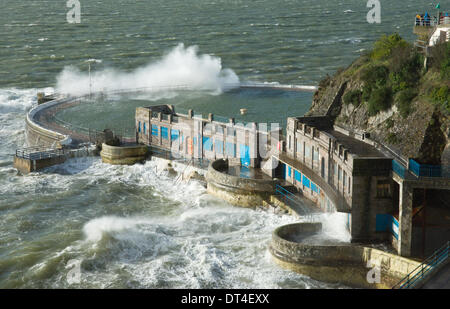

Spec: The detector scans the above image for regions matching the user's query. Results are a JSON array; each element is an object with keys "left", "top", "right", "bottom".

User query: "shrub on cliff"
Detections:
[
  {"left": 396, "top": 88, "right": 418, "bottom": 118},
  {"left": 343, "top": 89, "right": 362, "bottom": 106},
  {"left": 368, "top": 87, "right": 392, "bottom": 116},
  {"left": 389, "top": 52, "right": 423, "bottom": 92},
  {"left": 361, "top": 65, "right": 389, "bottom": 87},
  {"left": 442, "top": 58, "right": 450, "bottom": 80},
  {"left": 371, "top": 33, "right": 410, "bottom": 61},
  {"left": 430, "top": 86, "right": 450, "bottom": 114},
  {"left": 430, "top": 42, "right": 450, "bottom": 80}
]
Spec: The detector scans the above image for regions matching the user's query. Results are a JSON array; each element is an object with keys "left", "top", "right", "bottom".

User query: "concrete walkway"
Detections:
[{"left": 421, "top": 263, "right": 450, "bottom": 289}]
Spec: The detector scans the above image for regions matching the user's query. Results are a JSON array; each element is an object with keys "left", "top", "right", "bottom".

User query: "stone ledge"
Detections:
[
  {"left": 270, "top": 222, "right": 422, "bottom": 289},
  {"left": 100, "top": 143, "right": 148, "bottom": 165}
]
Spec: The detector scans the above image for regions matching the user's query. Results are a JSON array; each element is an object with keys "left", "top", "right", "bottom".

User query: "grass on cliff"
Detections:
[{"left": 338, "top": 34, "right": 449, "bottom": 117}]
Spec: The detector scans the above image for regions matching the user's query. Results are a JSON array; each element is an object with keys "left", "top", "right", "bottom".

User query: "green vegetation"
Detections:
[
  {"left": 430, "top": 85, "right": 450, "bottom": 113},
  {"left": 371, "top": 33, "right": 409, "bottom": 61},
  {"left": 358, "top": 34, "right": 424, "bottom": 117},
  {"left": 343, "top": 89, "right": 362, "bottom": 106},
  {"left": 385, "top": 117, "right": 394, "bottom": 129},
  {"left": 430, "top": 41, "right": 450, "bottom": 80},
  {"left": 396, "top": 88, "right": 418, "bottom": 118},
  {"left": 386, "top": 132, "right": 399, "bottom": 144},
  {"left": 368, "top": 87, "right": 392, "bottom": 116},
  {"left": 315, "top": 35, "right": 449, "bottom": 118},
  {"left": 427, "top": 42, "right": 450, "bottom": 114}
]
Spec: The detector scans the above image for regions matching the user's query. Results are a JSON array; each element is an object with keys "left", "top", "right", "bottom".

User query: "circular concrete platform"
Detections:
[
  {"left": 100, "top": 143, "right": 148, "bottom": 165},
  {"left": 205, "top": 159, "right": 277, "bottom": 208},
  {"left": 269, "top": 222, "right": 421, "bottom": 289}
]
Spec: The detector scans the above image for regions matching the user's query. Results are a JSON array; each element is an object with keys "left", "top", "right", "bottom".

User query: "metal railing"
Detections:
[
  {"left": 392, "top": 159, "right": 407, "bottom": 178},
  {"left": 16, "top": 146, "right": 65, "bottom": 160},
  {"left": 409, "top": 159, "right": 450, "bottom": 178},
  {"left": 392, "top": 241, "right": 450, "bottom": 289},
  {"left": 275, "top": 184, "right": 314, "bottom": 220},
  {"left": 414, "top": 17, "right": 438, "bottom": 27}
]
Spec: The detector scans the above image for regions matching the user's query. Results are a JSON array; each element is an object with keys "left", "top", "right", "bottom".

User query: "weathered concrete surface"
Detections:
[
  {"left": 13, "top": 145, "right": 98, "bottom": 174},
  {"left": 25, "top": 97, "right": 74, "bottom": 147},
  {"left": 278, "top": 153, "right": 351, "bottom": 213},
  {"left": 206, "top": 159, "right": 277, "bottom": 207},
  {"left": 270, "top": 222, "right": 421, "bottom": 289},
  {"left": 421, "top": 262, "right": 450, "bottom": 289},
  {"left": 13, "top": 155, "right": 66, "bottom": 174},
  {"left": 100, "top": 143, "right": 148, "bottom": 165}
]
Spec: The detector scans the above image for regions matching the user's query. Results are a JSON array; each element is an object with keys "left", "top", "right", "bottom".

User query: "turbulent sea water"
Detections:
[{"left": 0, "top": 0, "right": 432, "bottom": 288}]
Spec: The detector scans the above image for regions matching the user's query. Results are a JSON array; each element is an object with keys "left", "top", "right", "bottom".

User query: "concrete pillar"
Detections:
[
  {"left": 208, "top": 113, "right": 213, "bottom": 122},
  {"left": 194, "top": 119, "right": 202, "bottom": 160},
  {"left": 250, "top": 122, "right": 258, "bottom": 167},
  {"left": 398, "top": 182, "right": 413, "bottom": 257},
  {"left": 188, "top": 109, "right": 193, "bottom": 119}
]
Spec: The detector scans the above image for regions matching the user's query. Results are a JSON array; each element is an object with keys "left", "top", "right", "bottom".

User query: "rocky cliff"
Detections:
[{"left": 306, "top": 34, "right": 450, "bottom": 165}]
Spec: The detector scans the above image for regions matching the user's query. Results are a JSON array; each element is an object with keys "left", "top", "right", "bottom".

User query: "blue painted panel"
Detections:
[
  {"left": 311, "top": 182, "right": 318, "bottom": 193},
  {"left": 240, "top": 144, "right": 250, "bottom": 167},
  {"left": 391, "top": 217, "right": 399, "bottom": 239},
  {"left": 376, "top": 214, "right": 390, "bottom": 232},
  {"left": 143, "top": 123, "right": 146, "bottom": 134},
  {"left": 171, "top": 129, "right": 179, "bottom": 141},
  {"left": 294, "top": 170, "right": 301, "bottom": 182},
  {"left": 193, "top": 137, "right": 197, "bottom": 145},
  {"left": 392, "top": 160, "right": 406, "bottom": 178},
  {"left": 302, "top": 175, "right": 310, "bottom": 188},
  {"left": 151, "top": 125, "right": 158, "bottom": 136},
  {"left": 138, "top": 121, "right": 141, "bottom": 133},
  {"left": 161, "top": 127, "right": 169, "bottom": 139},
  {"left": 288, "top": 166, "right": 291, "bottom": 177},
  {"left": 376, "top": 214, "right": 399, "bottom": 239},
  {"left": 409, "top": 159, "right": 442, "bottom": 177},
  {"left": 203, "top": 137, "right": 213, "bottom": 151}
]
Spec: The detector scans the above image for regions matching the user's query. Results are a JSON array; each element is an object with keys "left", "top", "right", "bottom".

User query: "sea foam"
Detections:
[{"left": 56, "top": 44, "right": 240, "bottom": 96}]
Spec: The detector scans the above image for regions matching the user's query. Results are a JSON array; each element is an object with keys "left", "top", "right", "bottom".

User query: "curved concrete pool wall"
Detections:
[
  {"left": 100, "top": 143, "right": 148, "bottom": 165},
  {"left": 206, "top": 159, "right": 277, "bottom": 208},
  {"left": 26, "top": 97, "right": 74, "bottom": 147},
  {"left": 269, "top": 223, "right": 421, "bottom": 289}
]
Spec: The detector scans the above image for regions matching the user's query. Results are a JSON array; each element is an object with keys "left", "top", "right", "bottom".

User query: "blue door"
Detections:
[{"left": 240, "top": 144, "right": 250, "bottom": 167}]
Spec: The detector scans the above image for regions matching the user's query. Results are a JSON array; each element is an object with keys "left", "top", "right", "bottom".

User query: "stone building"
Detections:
[
  {"left": 135, "top": 106, "right": 449, "bottom": 258},
  {"left": 135, "top": 104, "right": 281, "bottom": 168},
  {"left": 277, "top": 116, "right": 394, "bottom": 244}
]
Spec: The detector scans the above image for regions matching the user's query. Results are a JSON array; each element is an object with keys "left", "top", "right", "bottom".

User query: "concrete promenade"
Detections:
[{"left": 422, "top": 263, "right": 450, "bottom": 289}]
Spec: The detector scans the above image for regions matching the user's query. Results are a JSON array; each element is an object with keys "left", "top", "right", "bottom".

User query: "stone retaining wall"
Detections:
[
  {"left": 206, "top": 159, "right": 277, "bottom": 207},
  {"left": 100, "top": 143, "right": 148, "bottom": 165},
  {"left": 25, "top": 97, "right": 73, "bottom": 147},
  {"left": 270, "top": 223, "right": 421, "bottom": 289}
]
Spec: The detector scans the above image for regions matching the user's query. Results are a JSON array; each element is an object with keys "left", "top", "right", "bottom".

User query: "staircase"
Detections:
[
  {"left": 273, "top": 184, "right": 317, "bottom": 221},
  {"left": 392, "top": 241, "right": 450, "bottom": 289}
]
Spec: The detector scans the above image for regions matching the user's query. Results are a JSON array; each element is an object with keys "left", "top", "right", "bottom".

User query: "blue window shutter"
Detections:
[
  {"left": 302, "top": 175, "right": 310, "bottom": 188},
  {"left": 171, "top": 129, "right": 179, "bottom": 141},
  {"left": 161, "top": 127, "right": 169, "bottom": 139},
  {"left": 151, "top": 125, "right": 158, "bottom": 136},
  {"left": 294, "top": 170, "right": 301, "bottom": 182}
]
